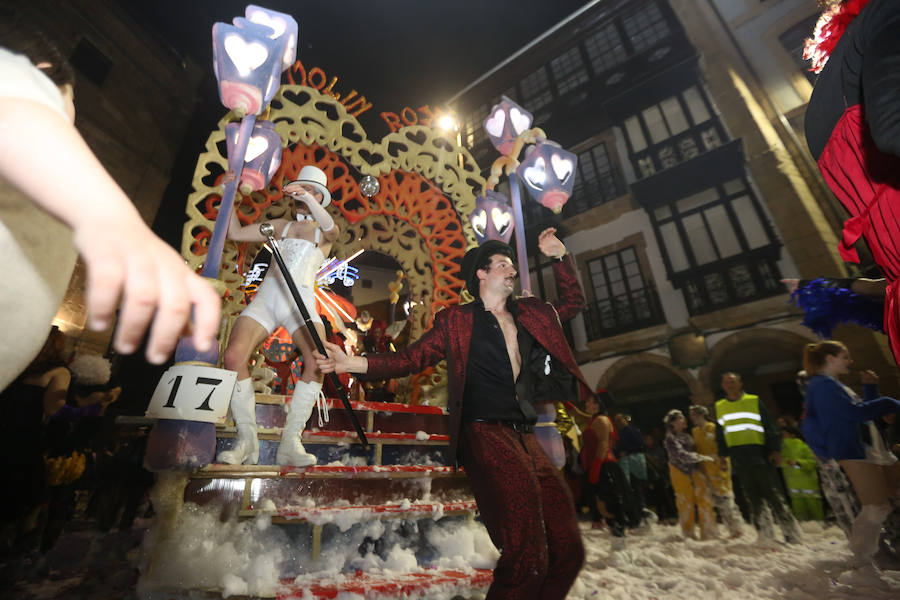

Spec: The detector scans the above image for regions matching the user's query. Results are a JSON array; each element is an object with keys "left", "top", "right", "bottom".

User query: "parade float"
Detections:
[{"left": 136, "top": 6, "right": 576, "bottom": 598}]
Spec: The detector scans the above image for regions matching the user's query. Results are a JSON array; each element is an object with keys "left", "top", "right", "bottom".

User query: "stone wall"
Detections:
[{"left": 3, "top": 0, "right": 204, "bottom": 352}]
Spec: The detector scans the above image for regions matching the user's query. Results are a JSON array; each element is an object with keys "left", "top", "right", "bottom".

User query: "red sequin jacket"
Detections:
[{"left": 364, "top": 255, "right": 593, "bottom": 463}]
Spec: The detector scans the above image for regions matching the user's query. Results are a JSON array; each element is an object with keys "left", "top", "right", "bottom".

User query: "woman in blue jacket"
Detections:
[{"left": 801, "top": 340, "right": 900, "bottom": 565}]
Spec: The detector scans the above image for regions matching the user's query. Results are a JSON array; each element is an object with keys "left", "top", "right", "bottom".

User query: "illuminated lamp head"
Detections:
[
  {"left": 515, "top": 140, "right": 577, "bottom": 214},
  {"left": 483, "top": 95, "right": 533, "bottom": 156},
  {"left": 469, "top": 190, "right": 514, "bottom": 244}
]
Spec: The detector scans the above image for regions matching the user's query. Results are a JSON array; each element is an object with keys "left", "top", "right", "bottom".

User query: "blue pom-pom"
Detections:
[{"left": 789, "top": 278, "right": 884, "bottom": 338}]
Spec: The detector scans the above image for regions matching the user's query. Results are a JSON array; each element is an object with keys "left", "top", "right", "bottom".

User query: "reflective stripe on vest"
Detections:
[{"left": 715, "top": 394, "right": 765, "bottom": 447}]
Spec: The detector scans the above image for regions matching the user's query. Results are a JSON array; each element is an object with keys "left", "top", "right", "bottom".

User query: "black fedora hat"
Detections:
[{"left": 461, "top": 240, "right": 515, "bottom": 299}]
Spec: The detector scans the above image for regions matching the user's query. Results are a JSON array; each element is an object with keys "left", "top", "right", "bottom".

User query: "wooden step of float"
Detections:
[
  {"left": 214, "top": 429, "right": 452, "bottom": 466},
  {"left": 244, "top": 500, "right": 480, "bottom": 560},
  {"left": 277, "top": 568, "right": 493, "bottom": 600},
  {"left": 186, "top": 465, "right": 474, "bottom": 524},
  {"left": 142, "top": 569, "right": 493, "bottom": 600},
  {"left": 192, "top": 464, "right": 464, "bottom": 479},
  {"left": 251, "top": 396, "right": 448, "bottom": 436},
  {"left": 239, "top": 499, "right": 479, "bottom": 522},
  {"left": 216, "top": 427, "right": 449, "bottom": 445}
]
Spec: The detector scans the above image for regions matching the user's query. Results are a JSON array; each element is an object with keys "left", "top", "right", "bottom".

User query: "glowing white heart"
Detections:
[
  {"left": 509, "top": 108, "right": 531, "bottom": 135},
  {"left": 471, "top": 210, "right": 487, "bottom": 236},
  {"left": 224, "top": 35, "right": 269, "bottom": 76},
  {"left": 484, "top": 110, "right": 506, "bottom": 138},
  {"left": 244, "top": 136, "right": 269, "bottom": 162},
  {"left": 523, "top": 157, "right": 547, "bottom": 189},
  {"left": 491, "top": 207, "right": 511, "bottom": 234},
  {"left": 551, "top": 154, "right": 573, "bottom": 183},
  {"left": 248, "top": 11, "right": 286, "bottom": 39},
  {"left": 283, "top": 34, "right": 296, "bottom": 66}
]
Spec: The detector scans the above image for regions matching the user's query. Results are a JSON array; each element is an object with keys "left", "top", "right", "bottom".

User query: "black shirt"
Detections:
[{"left": 462, "top": 298, "right": 537, "bottom": 424}]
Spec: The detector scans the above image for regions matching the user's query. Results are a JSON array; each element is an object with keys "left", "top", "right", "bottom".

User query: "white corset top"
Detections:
[{"left": 268, "top": 237, "right": 323, "bottom": 289}]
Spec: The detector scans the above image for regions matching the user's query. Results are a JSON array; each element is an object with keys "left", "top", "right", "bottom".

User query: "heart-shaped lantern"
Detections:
[
  {"left": 226, "top": 120, "right": 283, "bottom": 193},
  {"left": 483, "top": 96, "right": 533, "bottom": 156},
  {"left": 470, "top": 190, "right": 514, "bottom": 244},
  {"left": 516, "top": 141, "right": 577, "bottom": 214},
  {"left": 212, "top": 6, "right": 297, "bottom": 116}
]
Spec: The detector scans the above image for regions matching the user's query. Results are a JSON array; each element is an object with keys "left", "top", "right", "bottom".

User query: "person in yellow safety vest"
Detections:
[
  {"left": 689, "top": 405, "right": 745, "bottom": 538},
  {"left": 779, "top": 424, "right": 824, "bottom": 521},
  {"left": 715, "top": 372, "right": 803, "bottom": 543}
]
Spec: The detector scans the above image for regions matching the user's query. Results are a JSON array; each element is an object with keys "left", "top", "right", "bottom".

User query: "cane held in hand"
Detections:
[{"left": 259, "top": 223, "right": 370, "bottom": 449}]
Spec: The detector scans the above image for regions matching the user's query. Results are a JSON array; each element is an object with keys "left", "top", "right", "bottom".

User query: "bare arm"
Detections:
[
  {"left": 315, "top": 340, "right": 369, "bottom": 374},
  {"left": 283, "top": 184, "right": 338, "bottom": 243},
  {"left": 593, "top": 416, "right": 611, "bottom": 461},
  {"left": 537, "top": 228, "right": 585, "bottom": 321},
  {"left": 41, "top": 367, "right": 71, "bottom": 418},
  {"left": 0, "top": 98, "right": 221, "bottom": 363},
  {"left": 227, "top": 201, "right": 291, "bottom": 244}
]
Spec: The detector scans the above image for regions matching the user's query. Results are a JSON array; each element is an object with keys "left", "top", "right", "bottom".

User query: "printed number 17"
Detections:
[{"left": 162, "top": 375, "right": 222, "bottom": 411}]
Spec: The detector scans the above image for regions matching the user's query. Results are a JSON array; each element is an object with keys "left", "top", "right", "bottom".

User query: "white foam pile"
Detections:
[{"left": 138, "top": 502, "right": 498, "bottom": 598}]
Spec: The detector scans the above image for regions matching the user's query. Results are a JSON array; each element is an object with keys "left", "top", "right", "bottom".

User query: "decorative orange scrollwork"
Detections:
[{"left": 182, "top": 85, "right": 483, "bottom": 341}]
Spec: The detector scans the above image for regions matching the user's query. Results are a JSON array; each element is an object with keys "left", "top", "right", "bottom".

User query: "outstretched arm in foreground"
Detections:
[{"left": 0, "top": 97, "right": 221, "bottom": 363}]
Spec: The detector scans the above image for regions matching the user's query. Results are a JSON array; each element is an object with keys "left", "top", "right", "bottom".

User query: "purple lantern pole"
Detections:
[
  {"left": 480, "top": 96, "right": 578, "bottom": 297},
  {"left": 482, "top": 96, "right": 536, "bottom": 294},
  {"left": 507, "top": 172, "right": 531, "bottom": 294},
  {"left": 145, "top": 5, "right": 297, "bottom": 471},
  {"left": 200, "top": 117, "right": 256, "bottom": 283}
]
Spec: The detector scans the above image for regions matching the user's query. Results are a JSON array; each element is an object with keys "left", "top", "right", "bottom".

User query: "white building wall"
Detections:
[{"left": 709, "top": 0, "right": 819, "bottom": 114}]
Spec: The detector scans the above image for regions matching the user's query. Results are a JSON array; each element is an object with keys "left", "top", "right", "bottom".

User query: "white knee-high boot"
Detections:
[
  {"left": 276, "top": 380, "right": 320, "bottom": 466},
  {"left": 849, "top": 503, "right": 893, "bottom": 565},
  {"left": 217, "top": 378, "right": 259, "bottom": 465}
]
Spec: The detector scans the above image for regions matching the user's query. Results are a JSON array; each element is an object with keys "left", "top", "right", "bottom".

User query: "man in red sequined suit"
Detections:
[
  {"left": 804, "top": 0, "right": 900, "bottom": 362},
  {"left": 315, "top": 228, "right": 590, "bottom": 600}
]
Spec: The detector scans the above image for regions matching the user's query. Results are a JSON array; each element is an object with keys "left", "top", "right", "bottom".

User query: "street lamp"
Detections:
[
  {"left": 145, "top": 5, "right": 297, "bottom": 471},
  {"left": 480, "top": 96, "right": 576, "bottom": 294}
]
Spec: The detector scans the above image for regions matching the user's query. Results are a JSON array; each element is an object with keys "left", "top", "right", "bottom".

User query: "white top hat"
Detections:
[{"left": 285, "top": 165, "right": 331, "bottom": 207}]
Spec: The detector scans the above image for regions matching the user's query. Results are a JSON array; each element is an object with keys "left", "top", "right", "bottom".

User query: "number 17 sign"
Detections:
[{"left": 146, "top": 364, "right": 237, "bottom": 424}]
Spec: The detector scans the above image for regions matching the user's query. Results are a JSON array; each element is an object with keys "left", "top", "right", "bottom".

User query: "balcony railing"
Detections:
[{"left": 583, "top": 286, "right": 665, "bottom": 340}]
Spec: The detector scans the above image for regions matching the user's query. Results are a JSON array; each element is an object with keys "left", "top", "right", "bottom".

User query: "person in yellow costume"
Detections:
[
  {"left": 689, "top": 405, "right": 745, "bottom": 537},
  {"left": 664, "top": 409, "right": 718, "bottom": 540},
  {"left": 780, "top": 425, "right": 825, "bottom": 521}
]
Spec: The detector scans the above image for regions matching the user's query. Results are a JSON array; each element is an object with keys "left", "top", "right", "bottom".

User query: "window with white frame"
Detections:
[
  {"left": 584, "top": 23, "right": 628, "bottom": 75},
  {"left": 651, "top": 179, "right": 782, "bottom": 313},
  {"left": 550, "top": 46, "right": 589, "bottom": 95},
  {"left": 519, "top": 66, "right": 554, "bottom": 112},
  {"left": 622, "top": 85, "right": 725, "bottom": 177},
  {"left": 464, "top": 102, "right": 492, "bottom": 148},
  {"left": 584, "top": 246, "right": 663, "bottom": 338},
  {"left": 622, "top": 1, "right": 671, "bottom": 54}
]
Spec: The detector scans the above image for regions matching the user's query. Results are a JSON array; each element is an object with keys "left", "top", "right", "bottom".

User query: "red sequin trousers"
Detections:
[{"left": 458, "top": 422, "right": 585, "bottom": 600}]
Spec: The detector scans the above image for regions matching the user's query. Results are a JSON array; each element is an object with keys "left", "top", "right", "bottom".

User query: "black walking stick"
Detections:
[{"left": 259, "top": 223, "right": 369, "bottom": 449}]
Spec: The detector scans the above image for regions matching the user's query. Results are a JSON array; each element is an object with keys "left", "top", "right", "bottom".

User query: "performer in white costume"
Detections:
[{"left": 218, "top": 165, "right": 339, "bottom": 466}]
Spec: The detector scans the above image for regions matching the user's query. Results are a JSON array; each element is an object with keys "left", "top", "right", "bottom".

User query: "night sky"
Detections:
[
  {"left": 121, "top": 0, "right": 591, "bottom": 251},
  {"left": 122, "top": 0, "right": 591, "bottom": 132}
]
